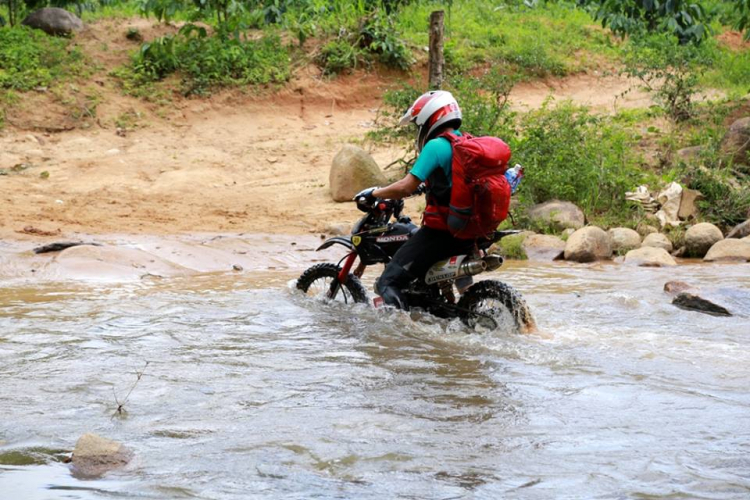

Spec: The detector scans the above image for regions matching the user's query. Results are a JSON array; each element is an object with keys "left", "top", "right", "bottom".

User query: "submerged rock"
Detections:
[
  {"left": 71, "top": 433, "right": 133, "bottom": 478},
  {"left": 672, "top": 293, "right": 732, "bottom": 317}
]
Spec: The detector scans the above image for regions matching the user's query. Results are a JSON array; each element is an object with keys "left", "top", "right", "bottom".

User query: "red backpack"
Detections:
[{"left": 424, "top": 132, "right": 512, "bottom": 239}]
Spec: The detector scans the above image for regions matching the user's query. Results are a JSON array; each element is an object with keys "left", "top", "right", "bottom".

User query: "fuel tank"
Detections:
[{"left": 374, "top": 222, "right": 419, "bottom": 257}]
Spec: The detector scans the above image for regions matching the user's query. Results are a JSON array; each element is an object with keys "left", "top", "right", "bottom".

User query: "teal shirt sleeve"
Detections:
[{"left": 409, "top": 137, "right": 454, "bottom": 181}]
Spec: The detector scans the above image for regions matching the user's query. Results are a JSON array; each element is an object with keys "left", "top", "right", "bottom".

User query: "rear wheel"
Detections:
[
  {"left": 296, "top": 263, "right": 368, "bottom": 304},
  {"left": 457, "top": 280, "right": 534, "bottom": 332}
]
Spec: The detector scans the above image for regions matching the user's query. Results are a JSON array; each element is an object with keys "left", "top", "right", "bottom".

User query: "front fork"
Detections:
[{"left": 327, "top": 252, "right": 365, "bottom": 300}]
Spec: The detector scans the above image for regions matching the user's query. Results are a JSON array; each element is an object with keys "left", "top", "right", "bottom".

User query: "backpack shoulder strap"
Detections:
[{"left": 438, "top": 131, "right": 469, "bottom": 143}]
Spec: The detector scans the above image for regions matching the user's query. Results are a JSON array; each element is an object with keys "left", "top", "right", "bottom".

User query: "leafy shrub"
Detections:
[
  {"left": 511, "top": 101, "right": 645, "bottom": 216},
  {"left": 316, "top": 39, "right": 360, "bottom": 75},
  {"left": 622, "top": 34, "right": 712, "bottom": 121},
  {"left": 0, "top": 26, "right": 83, "bottom": 90},
  {"left": 686, "top": 165, "right": 750, "bottom": 228},
  {"left": 129, "top": 26, "right": 290, "bottom": 95},
  {"left": 358, "top": 11, "right": 412, "bottom": 70}
]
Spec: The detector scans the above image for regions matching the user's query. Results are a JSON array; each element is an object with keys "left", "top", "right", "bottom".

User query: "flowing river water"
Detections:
[{"left": 1, "top": 243, "right": 749, "bottom": 499}]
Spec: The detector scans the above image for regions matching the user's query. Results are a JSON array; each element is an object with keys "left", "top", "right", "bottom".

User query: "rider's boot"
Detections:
[{"left": 376, "top": 262, "right": 412, "bottom": 310}]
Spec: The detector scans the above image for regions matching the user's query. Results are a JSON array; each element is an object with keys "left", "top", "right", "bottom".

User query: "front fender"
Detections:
[{"left": 316, "top": 237, "right": 355, "bottom": 252}]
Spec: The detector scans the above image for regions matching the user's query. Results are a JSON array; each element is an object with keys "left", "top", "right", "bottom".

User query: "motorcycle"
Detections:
[{"left": 296, "top": 192, "right": 534, "bottom": 332}]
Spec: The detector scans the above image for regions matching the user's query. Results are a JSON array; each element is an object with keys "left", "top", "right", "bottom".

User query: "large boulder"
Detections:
[
  {"left": 329, "top": 145, "right": 387, "bottom": 202},
  {"left": 71, "top": 433, "right": 133, "bottom": 478},
  {"left": 641, "top": 233, "right": 673, "bottom": 253},
  {"left": 563, "top": 226, "right": 612, "bottom": 263},
  {"left": 727, "top": 219, "right": 750, "bottom": 239},
  {"left": 22, "top": 8, "right": 84, "bottom": 36},
  {"left": 623, "top": 247, "right": 676, "bottom": 267},
  {"left": 522, "top": 234, "right": 565, "bottom": 261},
  {"left": 527, "top": 200, "right": 585, "bottom": 231},
  {"left": 721, "top": 117, "right": 750, "bottom": 167},
  {"left": 608, "top": 227, "right": 641, "bottom": 254},
  {"left": 704, "top": 239, "right": 750, "bottom": 262},
  {"left": 685, "top": 222, "right": 723, "bottom": 257}
]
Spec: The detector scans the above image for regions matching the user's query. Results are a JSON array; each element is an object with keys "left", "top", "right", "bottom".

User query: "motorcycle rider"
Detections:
[{"left": 355, "top": 90, "right": 478, "bottom": 310}]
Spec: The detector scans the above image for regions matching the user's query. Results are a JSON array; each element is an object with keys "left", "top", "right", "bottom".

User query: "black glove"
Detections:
[{"left": 354, "top": 187, "right": 378, "bottom": 205}]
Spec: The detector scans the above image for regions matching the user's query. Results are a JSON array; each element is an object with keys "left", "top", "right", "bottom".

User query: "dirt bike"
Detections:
[{"left": 296, "top": 194, "right": 534, "bottom": 332}]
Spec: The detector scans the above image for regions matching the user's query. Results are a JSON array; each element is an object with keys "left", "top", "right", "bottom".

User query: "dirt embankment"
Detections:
[{"left": 1, "top": 17, "right": 669, "bottom": 246}]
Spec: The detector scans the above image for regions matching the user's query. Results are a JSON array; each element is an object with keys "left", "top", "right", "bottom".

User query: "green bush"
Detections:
[
  {"left": 622, "top": 33, "right": 713, "bottom": 121},
  {"left": 129, "top": 26, "right": 290, "bottom": 95},
  {"left": 686, "top": 165, "right": 750, "bottom": 228},
  {"left": 316, "top": 39, "right": 361, "bottom": 75},
  {"left": 513, "top": 101, "right": 645, "bottom": 216},
  {"left": 0, "top": 26, "right": 84, "bottom": 90},
  {"left": 358, "top": 10, "right": 412, "bottom": 70}
]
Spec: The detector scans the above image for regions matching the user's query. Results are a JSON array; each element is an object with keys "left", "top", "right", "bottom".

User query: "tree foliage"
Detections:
[{"left": 579, "top": 0, "right": 711, "bottom": 44}]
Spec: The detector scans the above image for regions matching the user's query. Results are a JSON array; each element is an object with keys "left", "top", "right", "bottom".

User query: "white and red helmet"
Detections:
[{"left": 399, "top": 90, "right": 462, "bottom": 152}]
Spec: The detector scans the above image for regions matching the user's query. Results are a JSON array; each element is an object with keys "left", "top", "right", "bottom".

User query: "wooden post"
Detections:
[{"left": 428, "top": 10, "right": 445, "bottom": 90}]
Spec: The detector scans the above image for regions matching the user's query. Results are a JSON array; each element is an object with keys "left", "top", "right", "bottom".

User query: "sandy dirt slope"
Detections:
[{"left": 0, "top": 17, "right": 685, "bottom": 245}]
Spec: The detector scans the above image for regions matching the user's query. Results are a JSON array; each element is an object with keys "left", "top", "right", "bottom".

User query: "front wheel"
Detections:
[
  {"left": 457, "top": 280, "right": 534, "bottom": 333},
  {"left": 296, "top": 263, "right": 368, "bottom": 304}
]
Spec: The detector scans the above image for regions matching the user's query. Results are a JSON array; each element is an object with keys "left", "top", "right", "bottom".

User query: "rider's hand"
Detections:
[{"left": 354, "top": 187, "right": 378, "bottom": 206}]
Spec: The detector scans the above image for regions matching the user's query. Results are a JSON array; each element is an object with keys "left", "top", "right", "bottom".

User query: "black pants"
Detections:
[{"left": 376, "top": 226, "right": 476, "bottom": 309}]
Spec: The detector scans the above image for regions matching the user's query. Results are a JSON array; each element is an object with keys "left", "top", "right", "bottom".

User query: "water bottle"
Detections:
[{"left": 505, "top": 164, "right": 524, "bottom": 194}]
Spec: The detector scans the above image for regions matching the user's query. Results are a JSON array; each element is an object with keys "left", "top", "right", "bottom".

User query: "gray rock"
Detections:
[
  {"left": 527, "top": 200, "right": 585, "bottom": 231},
  {"left": 71, "top": 433, "right": 133, "bottom": 478},
  {"left": 720, "top": 117, "right": 750, "bottom": 167},
  {"left": 329, "top": 145, "right": 387, "bottom": 203},
  {"left": 641, "top": 233, "right": 673, "bottom": 253},
  {"left": 727, "top": 219, "right": 750, "bottom": 239},
  {"left": 522, "top": 234, "right": 565, "bottom": 261},
  {"left": 22, "top": 8, "right": 84, "bottom": 36},
  {"left": 608, "top": 227, "right": 641, "bottom": 254},
  {"left": 685, "top": 222, "right": 723, "bottom": 258},
  {"left": 624, "top": 247, "right": 676, "bottom": 267},
  {"left": 563, "top": 226, "right": 612, "bottom": 263},
  {"left": 704, "top": 239, "right": 750, "bottom": 262}
]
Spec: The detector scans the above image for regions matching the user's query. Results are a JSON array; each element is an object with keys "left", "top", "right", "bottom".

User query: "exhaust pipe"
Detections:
[{"left": 457, "top": 259, "right": 487, "bottom": 278}]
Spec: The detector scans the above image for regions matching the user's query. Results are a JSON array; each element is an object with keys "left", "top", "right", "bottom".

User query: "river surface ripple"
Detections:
[{"left": 1, "top": 262, "right": 749, "bottom": 499}]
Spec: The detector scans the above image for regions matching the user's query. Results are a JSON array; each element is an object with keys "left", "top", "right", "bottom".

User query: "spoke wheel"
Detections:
[
  {"left": 296, "top": 263, "right": 368, "bottom": 304},
  {"left": 457, "top": 280, "right": 534, "bottom": 333}
]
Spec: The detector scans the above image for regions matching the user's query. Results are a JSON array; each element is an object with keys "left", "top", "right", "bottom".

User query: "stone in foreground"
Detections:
[
  {"left": 527, "top": 200, "right": 585, "bottom": 231},
  {"left": 564, "top": 226, "right": 612, "bottom": 263},
  {"left": 684, "top": 223, "right": 723, "bottom": 258},
  {"left": 71, "top": 433, "right": 133, "bottom": 478},
  {"left": 624, "top": 247, "right": 676, "bottom": 267},
  {"left": 329, "top": 145, "right": 387, "bottom": 202},
  {"left": 22, "top": 8, "right": 84, "bottom": 35},
  {"left": 703, "top": 239, "right": 750, "bottom": 262}
]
